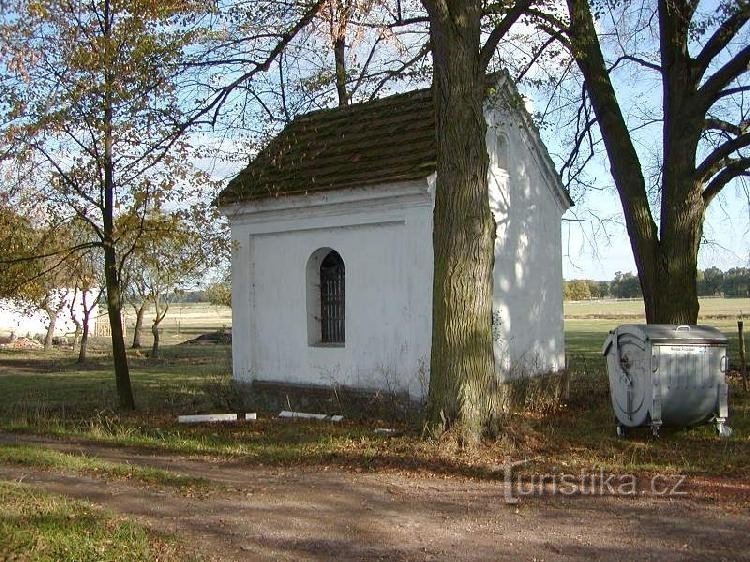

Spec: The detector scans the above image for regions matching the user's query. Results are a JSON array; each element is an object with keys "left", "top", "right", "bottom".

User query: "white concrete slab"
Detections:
[{"left": 177, "top": 413, "right": 256, "bottom": 423}]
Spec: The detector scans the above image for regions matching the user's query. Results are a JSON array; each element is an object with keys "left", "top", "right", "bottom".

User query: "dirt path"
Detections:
[{"left": 1, "top": 432, "right": 749, "bottom": 561}]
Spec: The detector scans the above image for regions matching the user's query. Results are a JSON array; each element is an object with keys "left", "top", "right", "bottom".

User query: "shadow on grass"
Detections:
[{"left": 0, "top": 341, "right": 748, "bottom": 482}]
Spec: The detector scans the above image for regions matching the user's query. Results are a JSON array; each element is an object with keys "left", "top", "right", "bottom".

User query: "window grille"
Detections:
[{"left": 320, "top": 250, "right": 345, "bottom": 343}]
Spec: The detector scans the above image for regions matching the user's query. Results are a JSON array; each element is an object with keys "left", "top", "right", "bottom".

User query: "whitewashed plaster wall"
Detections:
[
  {"left": 224, "top": 94, "right": 569, "bottom": 397},
  {"left": 227, "top": 182, "right": 434, "bottom": 398},
  {"left": 485, "top": 97, "right": 569, "bottom": 378}
]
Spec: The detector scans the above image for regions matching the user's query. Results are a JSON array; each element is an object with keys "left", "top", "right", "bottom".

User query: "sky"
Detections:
[
  {"left": 198, "top": 0, "right": 750, "bottom": 283},
  {"left": 203, "top": 116, "right": 750, "bottom": 283},
  {"left": 560, "top": 186, "right": 750, "bottom": 281}
]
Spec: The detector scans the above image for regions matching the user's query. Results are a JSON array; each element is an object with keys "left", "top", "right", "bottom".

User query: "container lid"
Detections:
[{"left": 614, "top": 324, "right": 727, "bottom": 344}]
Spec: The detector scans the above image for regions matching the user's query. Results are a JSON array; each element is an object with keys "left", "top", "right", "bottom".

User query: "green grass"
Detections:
[
  {"left": 564, "top": 296, "right": 750, "bottom": 319},
  {"left": 0, "top": 482, "right": 187, "bottom": 561},
  {"left": 0, "top": 443, "right": 209, "bottom": 491},
  {"left": 0, "top": 344, "right": 233, "bottom": 417},
  {"left": 565, "top": 315, "right": 749, "bottom": 367},
  {"left": 0, "top": 311, "right": 747, "bottom": 482}
]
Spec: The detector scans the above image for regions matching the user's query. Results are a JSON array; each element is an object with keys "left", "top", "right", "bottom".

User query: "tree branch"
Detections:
[
  {"left": 697, "top": 43, "right": 750, "bottom": 109},
  {"left": 366, "top": 42, "right": 431, "bottom": 101},
  {"left": 703, "top": 158, "right": 750, "bottom": 204},
  {"left": 704, "top": 117, "right": 749, "bottom": 136},
  {"left": 695, "top": 133, "right": 750, "bottom": 181},
  {"left": 515, "top": 35, "right": 556, "bottom": 82},
  {"left": 717, "top": 85, "right": 750, "bottom": 100},
  {"left": 479, "top": 0, "right": 534, "bottom": 72},
  {"left": 695, "top": 1, "right": 750, "bottom": 77},
  {"left": 184, "top": 0, "right": 325, "bottom": 129},
  {"left": 610, "top": 55, "right": 661, "bottom": 73}
]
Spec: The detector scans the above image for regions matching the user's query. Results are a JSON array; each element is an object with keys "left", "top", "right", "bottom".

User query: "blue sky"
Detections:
[{"left": 560, "top": 185, "right": 750, "bottom": 281}]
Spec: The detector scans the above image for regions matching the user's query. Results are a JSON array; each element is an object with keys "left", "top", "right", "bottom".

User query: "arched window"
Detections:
[
  {"left": 319, "top": 251, "right": 345, "bottom": 343},
  {"left": 306, "top": 248, "right": 345, "bottom": 346}
]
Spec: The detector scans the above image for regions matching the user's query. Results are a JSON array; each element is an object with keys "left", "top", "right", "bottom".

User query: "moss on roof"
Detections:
[{"left": 217, "top": 88, "right": 436, "bottom": 206}]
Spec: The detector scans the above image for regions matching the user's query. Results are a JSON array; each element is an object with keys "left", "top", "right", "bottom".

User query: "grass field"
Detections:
[
  {"left": 0, "top": 482, "right": 186, "bottom": 561},
  {"left": 123, "top": 298, "right": 750, "bottom": 362},
  {"left": 0, "top": 329, "right": 747, "bottom": 480},
  {"left": 0, "top": 298, "right": 748, "bottom": 484},
  {"left": 118, "top": 303, "right": 232, "bottom": 348},
  {"left": 1, "top": 298, "right": 747, "bottom": 558},
  {"left": 564, "top": 297, "right": 750, "bottom": 319},
  {"left": 564, "top": 297, "right": 750, "bottom": 366}
]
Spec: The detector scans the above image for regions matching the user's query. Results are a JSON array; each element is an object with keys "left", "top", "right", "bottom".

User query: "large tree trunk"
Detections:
[
  {"left": 566, "top": 0, "right": 703, "bottom": 325},
  {"left": 648, "top": 0, "right": 704, "bottom": 324},
  {"left": 423, "top": 0, "right": 499, "bottom": 442},
  {"left": 131, "top": 304, "right": 145, "bottom": 348},
  {"left": 103, "top": 0, "right": 135, "bottom": 410}
]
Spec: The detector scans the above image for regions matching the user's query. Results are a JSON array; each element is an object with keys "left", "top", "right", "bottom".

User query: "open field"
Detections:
[
  {"left": 118, "top": 303, "right": 232, "bottom": 348},
  {"left": 0, "top": 338, "right": 747, "bottom": 480},
  {"left": 564, "top": 297, "right": 750, "bottom": 320},
  {"left": 0, "top": 299, "right": 748, "bottom": 560},
  {"left": 117, "top": 298, "right": 749, "bottom": 366},
  {"left": 564, "top": 297, "right": 750, "bottom": 366}
]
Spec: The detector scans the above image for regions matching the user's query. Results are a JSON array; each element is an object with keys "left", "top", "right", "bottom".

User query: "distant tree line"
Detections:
[
  {"left": 170, "top": 280, "right": 231, "bottom": 307},
  {"left": 564, "top": 267, "right": 750, "bottom": 301}
]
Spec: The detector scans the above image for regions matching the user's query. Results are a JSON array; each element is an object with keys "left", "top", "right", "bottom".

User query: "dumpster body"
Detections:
[{"left": 602, "top": 325, "right": 730, "bottom": 437}]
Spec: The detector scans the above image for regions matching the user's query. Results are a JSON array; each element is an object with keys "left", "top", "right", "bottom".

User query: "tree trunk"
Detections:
[
  {"left": 333, "top": 35, "right": 348, "bottom": 106},
  {"left": 104, "top": 243, "right": 135, "bottom": 409},
  {"left": 69, "top": 287, "right": 82, "bottom": 350},
  {"left": 78, "top": 302, "right": 92, "bottom": 363},
  {"left": 78, "top": 318, "right": 90, "bottom": 363},
  {"left": 565, "top": 0, "right": 718, "bottom": 325},
  {"left": 72, "top": 323, "right": 81, "bottom": 350},
  {"left": 131, "top": 304, "right": 145, "bottom": 348},
  {"left": 649, "top": 0, "right": 704, "bottom": 324},
  {"left": 102, "top": 0, "right": 135, "bottom": 410},
  {"left": 423, "top": 0, "right": 499, "bottom": 442},
  {"left": 43, "top": 307, "right": 58, "bottom": 351},
  {"left": 151, "top": 319, "right": 161, "bottom": 358}
]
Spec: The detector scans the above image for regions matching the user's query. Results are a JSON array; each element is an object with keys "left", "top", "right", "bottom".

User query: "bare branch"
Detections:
[
  {"left": 704, "top": 117, "right": 749, "bottom": 136},
  {"left": 703, "top": 158, "right": 750, "bottom": 204},
  {"left": 479, "top": 0, "right": 534, "bottom": 72},
  {"left": 609, "top": 55, "right": 661, "bottom": 73},
  {"left": 717, "top": 85, "right": 750, "bottom": 100},
  {"left": 366, "top": 42, "right": 431, "bottom": 101},
  {"left": 515, "top": 35, "right": 556, "bottom": 82},
  {"left": 695, "top": 133, "right": 750, "bottom": 181},
  {"left": 185, "top": 0, "right": 326, "bottom": 129},
  {"left": 698, "top": 44, "right": 750, "bottom": 109},
  {"left": 695, "top": 1, "right": 750, "bottom": 76}
]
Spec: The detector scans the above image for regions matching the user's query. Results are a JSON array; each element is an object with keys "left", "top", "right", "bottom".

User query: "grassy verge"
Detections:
[
  {"left": 0, "top": 338, "right": 748, "bottom": 481},
  {"left": 0, "top": 482, "right": 190, "bottom": 561},
  {"left": 0, "top": 443, "right": 209, "bottom": 491}
]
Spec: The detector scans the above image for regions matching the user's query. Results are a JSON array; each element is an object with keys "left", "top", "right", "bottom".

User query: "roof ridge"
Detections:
[
  {"left": 294, "top": 87, "right": 432, "bottom": 122},
  {"left": 216, "top": 72, "right": 571, "bottom": 208}
]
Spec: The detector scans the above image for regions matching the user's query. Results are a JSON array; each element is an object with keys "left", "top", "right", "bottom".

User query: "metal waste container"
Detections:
[{"left": 602, "top": 324, "right": 730, "bottom": 438}]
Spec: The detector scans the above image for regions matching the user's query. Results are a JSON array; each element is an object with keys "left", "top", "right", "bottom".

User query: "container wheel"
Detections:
[
  {"left": 616, "top": 424, "right": 627, "bottom": 439},
  {"left": 716, "top": 422, "right": 733, "bottom": 439}
]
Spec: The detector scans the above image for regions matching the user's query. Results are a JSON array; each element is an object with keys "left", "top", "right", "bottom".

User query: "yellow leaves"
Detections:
[
  {"left": 119, "top": 0, "right": 204, "bottom": 20},
  {"left": 28, "top": 1, "right": 47, "bottom": 18}
]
